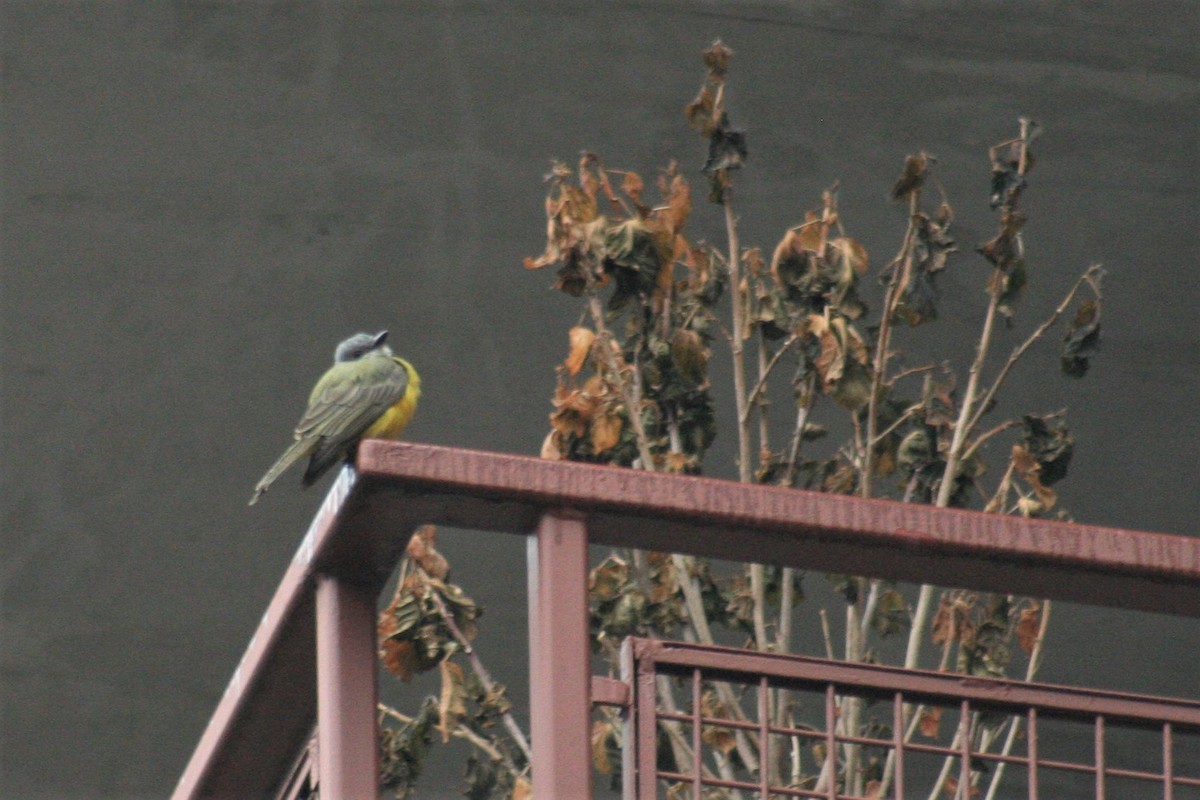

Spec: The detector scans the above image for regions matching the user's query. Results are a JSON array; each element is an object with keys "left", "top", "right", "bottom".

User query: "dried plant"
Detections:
[{"left": 379, "top": 40, "right": 1104, "bottom": 799}]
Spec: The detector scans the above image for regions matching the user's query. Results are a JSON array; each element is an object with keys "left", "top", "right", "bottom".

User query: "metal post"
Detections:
[
  {"left": 527, "top": 511, "right": 591, "bottom": 799},
  {"left": 315, "top": 575, "right": 378, "bottom": 799},
  {"left": 893, "top": 693, "right": 906, "bottom": 800}
]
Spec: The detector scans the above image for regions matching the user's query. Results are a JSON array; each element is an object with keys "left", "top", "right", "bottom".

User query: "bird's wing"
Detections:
[{"left": 295, "top": 357, "right": 411, "bottom": 484}]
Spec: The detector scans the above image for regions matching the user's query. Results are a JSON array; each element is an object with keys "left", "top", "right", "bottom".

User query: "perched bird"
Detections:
[{"left": 249, "top": 330, "right": 421, "bottom": 505}]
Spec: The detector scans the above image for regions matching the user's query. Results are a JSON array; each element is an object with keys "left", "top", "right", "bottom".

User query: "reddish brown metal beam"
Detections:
[
  {"left": 592, "top": 676, "right": 631, "bottom": 708},
  {"left": 527, "top": 512, "right": 592, "bottom": 798},
  {"left": 315, "top": 576, "right": 378, "bottom": 798},
  {"left": 176, "top": 442, "right": 1200, "bottom": 800},
  {"left": 172, "top": 469, "right": 355, "bottom": 800},
  {"left": 356, "top": 441, "right": 1200, "bottom": 617},
  {"left": 633, "top": 639, "right": 1200, "bottom": 729}
]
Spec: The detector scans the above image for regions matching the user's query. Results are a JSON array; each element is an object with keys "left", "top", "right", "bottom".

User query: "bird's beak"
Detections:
[{"left": 372, "top": 330, "right": 389, "bottom": 348}]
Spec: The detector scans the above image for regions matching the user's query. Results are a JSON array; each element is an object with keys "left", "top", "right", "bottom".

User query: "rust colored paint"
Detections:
[
  {"left": 527, "top": 512, "right": 592, "bottom": 798},
  {"left": 356, "top": 442, "right": 1200, "bottom": 617},
  {"left": 315, "top": 576, "right": 378, "bottom": 799},
  {"left": 174, "top": 444, "right": 1200, "bottom": 799},
  {"left": 172, "top": 468, "right": 354, "bottom": 800},
  {"left": 626, "top": 637, "right": 1200, "bottom": 799}
]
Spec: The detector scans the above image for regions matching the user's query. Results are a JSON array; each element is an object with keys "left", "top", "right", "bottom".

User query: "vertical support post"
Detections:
[
  {"left": 892, "top": 693, "right": 905, "bottom": 800},
  {"left": 636, "top": 651, "right": 659, "bottom": 800},
  {"left": 527, "top": 511, "right": 591, "bottom": 799},
  {"left": 1028, "top": 707, "right": 1039, "bottom": 799},
  {"left": 620, "top": 639, "right": 638, "bottom": 800},
  {"left": 825, "top": 685, "right": 838, "bottom": 800},
  {"left": 959, "top": 701, "right": 972, "bottom": 800},
  {"left": 1163, "top": 722, "right": 1174, "bottom": 800},
  {"left": 758, "top": 676, "right": 771, "bottom": 798},
  {"left": 692, "top": 669, "right": 703, "bottom": 800},
  {"left": 315, "top": 574, "right": 378, "bottom": 799}
]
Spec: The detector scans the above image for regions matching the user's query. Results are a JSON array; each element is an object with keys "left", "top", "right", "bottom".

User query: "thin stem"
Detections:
[
  {"left": 757, "top": 331, "right": 772, "bottom": 455},
  {"left": 966, "top": 265, "right": 1102, "bottom": 436},
  {"left": 783, "top": 372, "right": 817, "bottom": 486},
  {"left": 378, "top": 702, "right": 514, "bottom": 771},
  {"left": 587, "top": 294, "right": 658, "bottom": 471},
  {"left": 724, "top": 209, "right": 751, "bottom": 482},
  {"left": 961, "top": 419, "right": 1022, "bottom": 466},
  {"left": 863, "top": 190, "right": 920, "bottom": 497},
  {"left": 887, "top": 362, "right": 937, "bottom": 386},
  {"left": 818, "top": 608, "right": 835, "bottom": 660},
  {"left": 740, "top": 334, "right": 799, "bottom": 427},
  {"left": 422, "top": 572, "right": 533, "bottom": 764},
  {"left": 906, "top": 121, "right": 1038, "bottom": 677},
  {"left": 905, "top": 271, "right": 1002, "bottom": 675},
  {"left": 983, "top": 600, "right": 1052, "bottom": 800},
  {"left": 668, "top": 554, "right": 761, "bottom": 774}
]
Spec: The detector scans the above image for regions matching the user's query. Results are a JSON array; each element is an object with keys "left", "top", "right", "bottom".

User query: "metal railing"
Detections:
[
  {"left": 609, "top": 638, "right": 1200, "bottom": 799},
  {"left": 172, "top": 442, "right": 1200, "bottom": 799}
]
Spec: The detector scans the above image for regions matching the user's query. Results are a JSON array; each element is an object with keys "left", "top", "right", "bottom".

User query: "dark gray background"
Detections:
[{"left": 3, "top": 2, "right": 1198, "bottom": 798}]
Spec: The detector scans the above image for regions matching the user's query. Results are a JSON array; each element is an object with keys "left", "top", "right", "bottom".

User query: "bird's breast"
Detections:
[{"left": 362, "top": 392, "right": 418, "bottom": 440}]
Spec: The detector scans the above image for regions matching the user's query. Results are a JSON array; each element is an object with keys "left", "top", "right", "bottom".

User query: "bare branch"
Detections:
[
  {"left": 378, "top": 702, "right": 511, "bottom": 768},
  {"left": 420, "top": 571, "right": 533, "bottom": 765},
  {"left": 966, "top": 265, "right": 1103, "bottom": 436},
  {"left": 740, "top": 333, "right": 799, "bottom": 426},
  {"left": 587, "top": 294, "right": 658, "bottom": 471}
]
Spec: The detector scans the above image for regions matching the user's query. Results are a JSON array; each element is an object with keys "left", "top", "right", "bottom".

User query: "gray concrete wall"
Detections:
[{"left": 3, "top": 1, "right": 1197, "bottom": 797}]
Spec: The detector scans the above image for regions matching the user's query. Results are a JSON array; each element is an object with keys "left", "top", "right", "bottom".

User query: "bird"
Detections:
[{"left": 249, "top": 330, "right": 421, "bottom": 505}]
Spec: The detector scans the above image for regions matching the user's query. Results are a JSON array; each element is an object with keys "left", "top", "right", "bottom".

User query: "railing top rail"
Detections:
[
  {"left": 629, "top": 638, "right": 1200, "bottom": 729},
  {"left": 356, "top": 441, "right": 1200, "bottom": 617}
]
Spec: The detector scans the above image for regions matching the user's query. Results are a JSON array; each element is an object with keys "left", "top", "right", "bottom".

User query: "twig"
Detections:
[
  {"left": 587, "top": 294, "right": 658, "bottom": 471},
  {"left": 965, "top": 265, "right": 1103, "bottom": 436},
  {"left": 723, "top": 196, "right": 750, "bottom": 480},
  {"left": 887, "top": 361, "right": 937, "bottom": 386},
  {"left": 421, "top": 572, "right": 533, "bottom": 765},
  {"left": 983, "top": 600, "right": 1052, "bottom": 800},
  {"left": 783, "top": 372, "right": 817, "bottom": 487},
  {"left": 863, "top": 189, "right": 920, "bottom": 497},
  {"left": 907, "top": 120, "right": 1036, "bottom": 673},
  {"left": 869, "top": 402, "right": 923, "bottom": 448},
  {"left": 818, "top": 609, "right": 835, "bottom": 660},
  {"left": 670, "top": 554, "right": 762, "bottom": 775},
  {"left": 960, "top": 419, "right": 1022, "bottom": 465},
  {"left": 757, "top": 331, "right": 772, "bottom": 455},
  {"left": 740, "top": 333, "right": 799, "bottom": 426},
  {"left": 906, "top": 264, "right": 1002, "bottom": 673},
  {"left": 378, "top": 702, "right": 512, "bottom": 769}
]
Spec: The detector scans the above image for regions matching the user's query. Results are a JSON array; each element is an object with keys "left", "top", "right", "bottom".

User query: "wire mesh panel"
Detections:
[{"left": 616, "top": 638, "right": 1200, "bottom": 800}]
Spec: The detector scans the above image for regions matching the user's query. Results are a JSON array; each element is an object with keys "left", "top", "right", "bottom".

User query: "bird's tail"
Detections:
[{"left": 249, "top": 437, "right": 317, "bottom": 505}]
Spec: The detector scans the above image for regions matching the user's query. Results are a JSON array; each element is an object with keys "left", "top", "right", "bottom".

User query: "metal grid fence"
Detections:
[{"left": 617, "top": 638, "right": 1200, "bottom": 800}]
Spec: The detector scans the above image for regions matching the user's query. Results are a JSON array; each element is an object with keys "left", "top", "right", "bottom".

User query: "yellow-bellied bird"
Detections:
[{"left": 249, "top": 331, "right": 420, "bottom": 505}]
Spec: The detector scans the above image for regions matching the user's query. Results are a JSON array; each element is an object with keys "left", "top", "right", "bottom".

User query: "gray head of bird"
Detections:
[{"left": 334, "top": 330, "right": 393, "bottom": 362}]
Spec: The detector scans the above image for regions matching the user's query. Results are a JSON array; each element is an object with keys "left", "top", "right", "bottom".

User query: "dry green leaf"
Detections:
[
  {"left": 702, "top": 39, "right": 734, "bottom": 81},
  {"left": 511, "top": 776, "right": 533, "bottom": 800},
  {"left": 406, "top": 525, "right": 449, "bottom": 580},
  {"left": 436, "top": 659, "right": 468, "bottom": 743},
  {"left": 591, "top": 719, "right": 615, "bottom": 774},
  {"left": 590, "top": 412, "right": 624, "bottom": 454},
  {"left": 891, "top": 152, "right": 928, "bottom": 200},
  {"left": 565, "top": 326, "right": 595, "bottom": 376},
  {"left": 540, "top": 429, "right": 564, "bottom": 460},
  {"left": 1016, "top": 602, "right": 1041, "bottom": 655},
  {"left": 670, "top": 328, "right": 709, "bottom": 382},
  {"left": 918, "top": 706, "right": 942, "bottom": 738}
]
